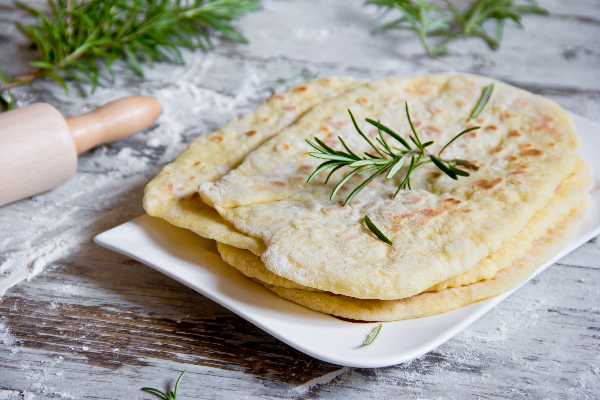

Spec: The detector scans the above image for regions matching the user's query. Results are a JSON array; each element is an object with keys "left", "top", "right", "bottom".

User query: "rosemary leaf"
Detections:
[
  {"left": 468, "top": 83, "right": 495, "bottom": 121},
  {"left": 141, "top": 370, "right": 185, "bottom": 400},
  {"left": 349, "top": 109, "right": 386, "bottom": 157},
  {"left": 438, "top": 126, "right": 480, "bottom": 156},
  {"left": 430, "top": 155, "right": 458, "bottom": 180},
  {"left": 364, "top": 215, "right": 393, "bottom": 246},
  {"left": 361, "top": 323, "right": 383, "bottom": 347}
]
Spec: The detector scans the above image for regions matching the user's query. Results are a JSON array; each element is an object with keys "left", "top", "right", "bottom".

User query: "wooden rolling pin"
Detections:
[{"left": 0, "top": 96, "right": 162, "bottom": 206}]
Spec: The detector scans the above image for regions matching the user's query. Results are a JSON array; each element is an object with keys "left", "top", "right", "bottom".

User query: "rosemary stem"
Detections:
[{"left": 1, "top": 71, "right": 41, "bottom": 90}]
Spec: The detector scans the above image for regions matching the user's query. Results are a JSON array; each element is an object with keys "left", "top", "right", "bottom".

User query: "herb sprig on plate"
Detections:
[
  {"left": 368, "top": 0, "right": 549, "bottom": 56},
  {"left": 307, "top": 84, "right": 494, "bottom": 246},
  {"left": 306, "top": 103, "right": 479, "bottom": 206}
]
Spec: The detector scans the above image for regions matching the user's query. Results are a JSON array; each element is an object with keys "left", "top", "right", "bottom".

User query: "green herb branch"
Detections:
[
  {"left": 0, "top": 0, "right": 259, "bottom": 110},
  {"left": 367, "top": 0, "right": 549, "bottom": 56},
  {"left": 306, "top": 103, "right": 479, "bottom": 206}
]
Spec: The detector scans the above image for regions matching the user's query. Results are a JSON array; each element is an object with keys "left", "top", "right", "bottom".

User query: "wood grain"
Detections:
[{"left": 0, "top": 0, "right": 599, "bottom": 398}]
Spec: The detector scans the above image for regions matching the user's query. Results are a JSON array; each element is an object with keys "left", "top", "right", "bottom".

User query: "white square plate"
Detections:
[{"left": 95, "top": 114, "right": 600, "bottom": 368}]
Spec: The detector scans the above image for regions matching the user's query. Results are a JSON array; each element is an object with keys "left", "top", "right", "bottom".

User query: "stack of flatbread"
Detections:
[{"left": 144, "top": 74, "right": 591, "bottom": 321}]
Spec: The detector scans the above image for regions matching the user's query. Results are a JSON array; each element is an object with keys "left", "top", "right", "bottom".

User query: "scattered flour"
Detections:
[
  {"left": 0, "top": 319, "right": 16, "bottom": 348},
  {"left": 0, "top": 43, "right": 288, "bottom": 298},
  {"left": 147, "top": 138, "right": 161, "bottom": 147}
]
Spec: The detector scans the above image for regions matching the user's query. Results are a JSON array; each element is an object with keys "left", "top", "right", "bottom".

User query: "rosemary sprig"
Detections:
[
  {"left": 142, "top": 371, "right": 185, "bottom": 400},
  {"left": 468, "top": 83, "right": 494, "bottom": 121},
  {"left": 364, "top": 215, "right": 393, "bottom": 246},
  {"left": 306, "top": 103, "right": 479, "bottom": 205},
  {"left": 0, "top": 0, "right": 259, "bottom": 110},
  {"left": 368, "top": 0, "right": 549, "bottom": 56},
  {"left": 368, "top": 0, "right": 452, "bottom": 56},
  {"left": 361, "top": 324, "right": 383, "bottom": 347}
]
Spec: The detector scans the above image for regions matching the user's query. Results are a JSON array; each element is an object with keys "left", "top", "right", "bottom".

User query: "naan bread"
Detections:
[
  {"left": 219, "top": 203, "right": 586, "bottom": 321},
  {"left": 218, "top": 241, "right": 311, "bottom": 290},
  {"left": 200, "top": 74, "right": 579, "bottom": 300},
  {"left": 430, "top": 159, "right": 590, "bottom": 290},
  {"left": 143, "top": 78, "right": 361, "bottom": 253},
  {"left": 217, "top": 159, "right": 589, "bottom": 297}
]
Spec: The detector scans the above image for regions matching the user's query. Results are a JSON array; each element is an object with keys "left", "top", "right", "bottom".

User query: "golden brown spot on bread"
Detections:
[
  {"left": 476, "top": 178, "right": 502, "bottom": 189},
  {"left": 513, "top": 164, "right": 529, "bottom": 173},
  {"left": 209, "top": 135, "right": 223, "bottom": 143},
  {"left": 443, "top": 198, "right": 461, "bottom": 206},
  {"left": 293, "top": 86, "right": 308, "bottom": 93},
  {"left": 519, "top": 143, "right": 533, "bottom": 150},
  {"left": 506, "top": 155, "right": 518, "bottom": 161},
  {"left": 407, "top": 81, "right": 431, "bottom": 96},
  {"left": 490, "top": 146, "right": 503, "bottom": 154},
  {"left": 485, "top": 125, "right": 498, "bottom": 132},
  {"left": 356, "top": 97, "right": 369, "bottom": 105},
  {"left": 421, "top": 208, "right": 443, "bottom": 218},
  {"left": 521, "top": 148, "right": 543, "bottom": 157},
  {"left": 282, "top": 144, "right": 291, "bottom": 151},
  {"left": 245, "top": 130, "right": 257, "bottom": 137},
  {"left": 272, "top": 181, "right": 285, "bottom": 187},
  {"left": 533, "top": 115, "right": 554, "bottom": 131},
  {"left": 319, "top": 126, "right": 332, "bottom": 135},
  {"left": 508, "top": 129, "right": 522, "bottom": 137},
  {"left": 193, "top": 161, "right": 202, "bottom": 166},
  {"left": 425, "top": 125, "right": 441, "bottom": 135}
]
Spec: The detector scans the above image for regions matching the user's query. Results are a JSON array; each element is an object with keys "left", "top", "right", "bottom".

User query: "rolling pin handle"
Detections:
[{"left": 67, "top": 96, "right": 162, "bottom": 155}]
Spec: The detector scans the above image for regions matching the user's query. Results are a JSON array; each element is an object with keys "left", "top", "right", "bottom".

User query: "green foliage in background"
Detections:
[
  {"left": 0, "top": 0, "right": 260, "bottom": 110},
  {"left": 368, "top": 0, "right": 549, "bottom": 56}
]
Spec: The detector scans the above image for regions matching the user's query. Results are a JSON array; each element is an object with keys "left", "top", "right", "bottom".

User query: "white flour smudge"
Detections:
[{"left": 0, "top": 52, "right": 279, "bottom": 297}]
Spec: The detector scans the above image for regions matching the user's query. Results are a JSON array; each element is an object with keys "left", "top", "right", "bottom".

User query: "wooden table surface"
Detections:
[{"left": 1, "top": 1, "right": 599, "bottom": 398}]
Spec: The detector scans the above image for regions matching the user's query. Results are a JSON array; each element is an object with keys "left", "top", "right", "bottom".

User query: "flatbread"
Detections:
[
  {"left": 430, "top": 159, "right": 590, "bottom": 290},
  {"left": 143, "top": 78, "right": 361, "bottom": 254},
  {"left": 200, "top": 74, "right": 580, "bottom": 299},
  {"left": 221, "top": 203, "right": 586, "bottom": 321},
  {"left": 217, "top": 241, "right": 311, "bottom": 290},
  {"left": 216, "top": 160, "right": 590, "bottom": 297}
]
